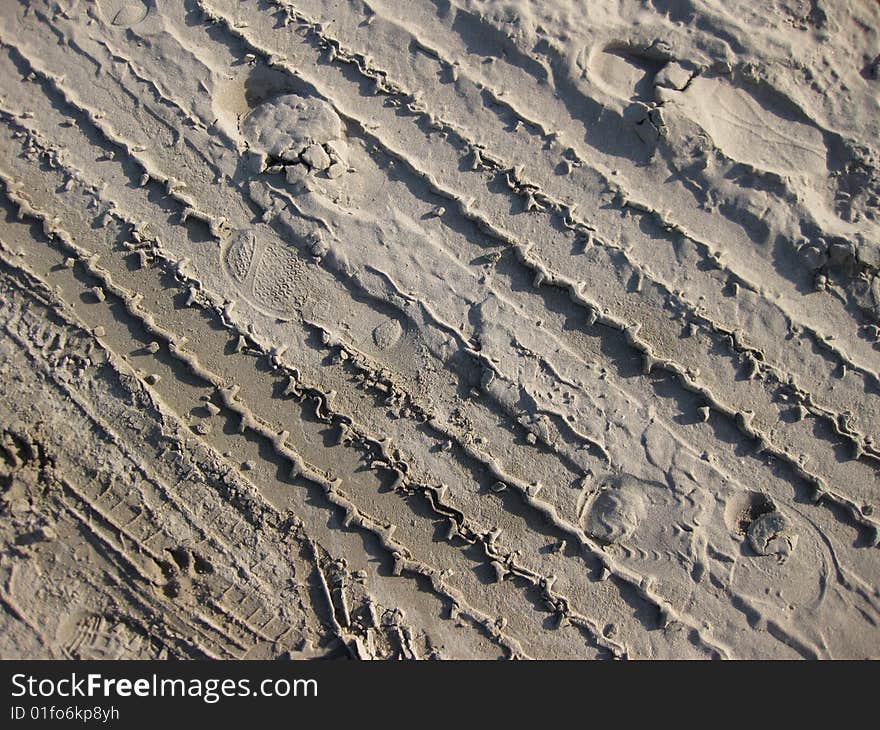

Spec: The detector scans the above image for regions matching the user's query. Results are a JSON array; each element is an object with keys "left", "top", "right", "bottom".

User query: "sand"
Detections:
[{"left": 0, "top": 0, "right": 878, "bottom": 660}]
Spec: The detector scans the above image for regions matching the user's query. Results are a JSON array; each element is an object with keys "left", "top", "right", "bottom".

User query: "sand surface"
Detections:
[{"left": 1, "top": 0, "right": 879, "bottom": 659}]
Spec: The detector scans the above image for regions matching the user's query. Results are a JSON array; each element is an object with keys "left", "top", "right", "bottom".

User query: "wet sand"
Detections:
[{"left": 1, "top": 0, "right": 879, "bottom": 659}]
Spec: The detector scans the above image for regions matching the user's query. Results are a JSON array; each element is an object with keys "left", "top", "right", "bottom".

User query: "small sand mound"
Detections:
[
  {"left": 584, "top": 475, "right": 646, "bottom": 544},
  {"left": 241, "top": 94, "right": 344, "bottom": 163},
  {"left": 372, "top": 319, "right": 403, "bottom": 350},
  {"left": 747, "top": 511, "right": 798, "bottom": 561}
]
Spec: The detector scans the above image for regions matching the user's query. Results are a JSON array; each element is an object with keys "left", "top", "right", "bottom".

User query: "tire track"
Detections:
[
  {"left": 1, "top": 0, "right": 877, "bottom": 659},
  {"left": 0, "top": 30, "right": 713, "bottom": 657},
  {"left": 0, "top": 27, "right": 864, "bottom": 656},
  {"left": 0, "top": 197, "right": 523, "bottom": 659},
  {"left": 277, "top": 0, "right": 880, "bottom": 414},
  {"left": 1, "top": 149, "right": 639, "bottom": 657},
  {"left": 0, "top": 46, "right": 732, "bottom": 657},
  {"left": 177, "top": 0, "right": 880, "bottom": 540}
]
